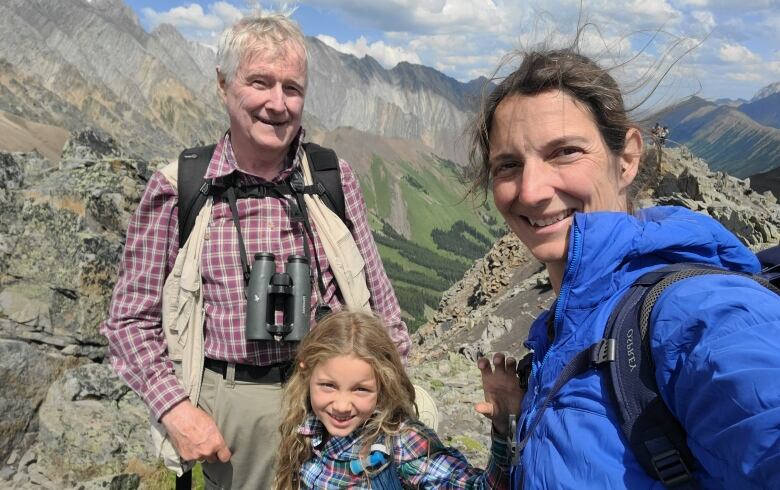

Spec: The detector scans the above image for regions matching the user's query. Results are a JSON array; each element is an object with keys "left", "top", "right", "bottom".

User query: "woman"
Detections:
[{"left": 468, "top": 49, "right": 780, "bottom": 488}]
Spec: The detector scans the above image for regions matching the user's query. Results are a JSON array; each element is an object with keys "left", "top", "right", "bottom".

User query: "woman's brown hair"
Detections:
[{"left": 467, "top": 48, "right": 635, "bottom": 199}]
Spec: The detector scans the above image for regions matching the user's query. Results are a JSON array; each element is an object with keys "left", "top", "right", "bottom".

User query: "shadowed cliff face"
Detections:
[{"left": 749, "top": 166, "right": 780, "bottom": 200}]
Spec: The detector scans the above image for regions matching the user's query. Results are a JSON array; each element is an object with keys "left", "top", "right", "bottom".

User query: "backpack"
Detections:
[
  {"left": 176, "top": 142, "right": 347, "bottom": 248},
  {"left": 514, "top": 247, "right": 780, "bottom": 488}
]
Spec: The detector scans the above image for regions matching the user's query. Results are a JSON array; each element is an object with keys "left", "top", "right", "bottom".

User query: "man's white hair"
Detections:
[{"left": 216, "top": 13, "right": 308, "bottom": 85}]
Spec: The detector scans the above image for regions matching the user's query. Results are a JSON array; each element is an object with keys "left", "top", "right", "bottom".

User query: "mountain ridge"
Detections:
[
  {"left": 0, "top": 0, "right": 481, "bottom": 162},
  {"left": 651, "top": 96, "right": 780, "bottom": 177}
]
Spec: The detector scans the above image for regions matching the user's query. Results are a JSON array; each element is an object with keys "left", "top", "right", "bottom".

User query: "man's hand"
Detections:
[
  {"left": 160, "top": 400, "right": 232, "bottom": 463},
  {"left": 475, "top": 353, "right": 525, "bottom": 437}
]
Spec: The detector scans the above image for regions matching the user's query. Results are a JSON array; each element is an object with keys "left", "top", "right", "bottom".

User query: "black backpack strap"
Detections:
[
  {"left": 512, "top": 338, "right": 615, "bottom": 463},
  {"left": 176, "top": 142, "right": 346, "bottom": 248},
  {"left": 602, "top": 263, "right": 712, "bottom": 488},
  {"left": 757, "top": 244, "right": 780, "bottom": 287},
  {"left": 177, "top": 144, "right": 217, "bottom": 248},
  {"left": 302, "top": 142, "right": 346, "bottom": 224}
]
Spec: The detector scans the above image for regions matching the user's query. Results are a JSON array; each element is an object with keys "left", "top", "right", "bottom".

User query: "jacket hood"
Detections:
[{"left": 563, "top": 206, "right": 760, "bottom": 311}]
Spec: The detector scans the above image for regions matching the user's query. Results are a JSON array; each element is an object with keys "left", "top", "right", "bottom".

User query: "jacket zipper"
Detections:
[{"left": 515, "top": 221, "right": 583, "bottom": 475}]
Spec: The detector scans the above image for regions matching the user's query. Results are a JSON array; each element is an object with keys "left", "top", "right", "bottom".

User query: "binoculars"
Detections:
[{"left": 246, "top": 253, "right": 311, "bottom": 341}]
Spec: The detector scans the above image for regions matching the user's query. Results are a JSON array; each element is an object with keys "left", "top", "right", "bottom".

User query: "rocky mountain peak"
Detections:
[
  {"left": 60, "top": 129, "right": 122, "bottom": 163},
  {"left": 751, "top": 81, "right": 780, "bottom": 102},
  {"left": 152, "top": 22, "right": 185, "bottom": 40}
]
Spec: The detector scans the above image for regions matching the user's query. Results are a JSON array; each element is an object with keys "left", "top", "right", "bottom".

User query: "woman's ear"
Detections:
[
  {"left": 299, "top": 362, "right": 306, "bottom": 370},
  {"left": 618, "top": 127, "right": 642, "bottom": 189}
]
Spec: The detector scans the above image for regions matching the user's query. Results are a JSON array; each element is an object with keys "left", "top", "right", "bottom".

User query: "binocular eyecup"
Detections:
[{"left": 246, "top": 252, "right": 311, "bottom": 341}]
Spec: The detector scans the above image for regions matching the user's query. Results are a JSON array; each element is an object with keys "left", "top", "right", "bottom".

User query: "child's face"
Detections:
[{"left": 309, "top": 354, "right": 378, "bottom": 437}]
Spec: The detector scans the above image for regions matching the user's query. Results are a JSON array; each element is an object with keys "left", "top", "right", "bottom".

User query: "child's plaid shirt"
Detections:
[{"left": 297, "top": 413, "right": 510, "bottom": 489}]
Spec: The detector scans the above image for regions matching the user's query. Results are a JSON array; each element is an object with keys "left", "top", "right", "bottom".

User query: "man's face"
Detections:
[{"left": 219, "top": 44, "right": 306, "bottom": 166}]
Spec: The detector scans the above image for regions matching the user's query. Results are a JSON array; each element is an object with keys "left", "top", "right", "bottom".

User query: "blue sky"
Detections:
[{"left": 124, "top": 0, "right": 780, "bottom": 102}]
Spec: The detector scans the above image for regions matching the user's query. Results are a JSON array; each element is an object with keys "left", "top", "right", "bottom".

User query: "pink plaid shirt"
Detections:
[{"left": 101, "top": 131, "right": 410, "bottom": 420}]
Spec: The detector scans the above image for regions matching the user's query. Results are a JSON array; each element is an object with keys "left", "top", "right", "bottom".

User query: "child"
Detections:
[{"left": 274, "top": 310, "right": 521, "bottom": 489}]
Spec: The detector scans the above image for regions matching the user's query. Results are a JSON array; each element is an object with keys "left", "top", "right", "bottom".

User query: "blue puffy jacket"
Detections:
[{"left": 512, "top": 206, "right": 780, "bottom": 489}]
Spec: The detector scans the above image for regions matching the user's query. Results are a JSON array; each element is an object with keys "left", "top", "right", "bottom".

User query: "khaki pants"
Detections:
[{"left": 198, "top": 365, "right": 283, "bottom": 489}]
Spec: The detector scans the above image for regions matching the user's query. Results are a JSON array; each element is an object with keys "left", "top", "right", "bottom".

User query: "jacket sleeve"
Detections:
[
  {"left": 650, "top": 273, "right": 780, "bottom": 489},
  {"left": 338, "top": 159, "right": 411, "bottom": 360},
  {"left": 395, "top": 423, "right": 510, "bottom": 489},
  {"left": 99, "top": 171, "right": 188, "bottom": 421}
]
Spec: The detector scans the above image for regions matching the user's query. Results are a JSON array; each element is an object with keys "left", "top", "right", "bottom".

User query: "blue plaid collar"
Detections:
[{"left": 298, "top": 413, "right": 371, "bottom": 461}]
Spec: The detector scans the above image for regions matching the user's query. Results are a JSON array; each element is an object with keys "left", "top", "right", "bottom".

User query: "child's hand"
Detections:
[{"left": 475, "top": 353, "right": 525, "bottom": 438}]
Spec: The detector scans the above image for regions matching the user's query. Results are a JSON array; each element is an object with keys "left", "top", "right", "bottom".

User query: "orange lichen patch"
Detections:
[{"left": 22, "top": 191, "right": 86, "bottom": 215}]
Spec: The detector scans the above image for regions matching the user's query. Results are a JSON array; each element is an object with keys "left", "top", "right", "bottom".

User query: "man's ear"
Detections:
[
  {"left": 619, "top": 127, "right": 642, "bottom": 189},
  {"left": 216, "top": 69, "right": 228, "bottom": 104}
]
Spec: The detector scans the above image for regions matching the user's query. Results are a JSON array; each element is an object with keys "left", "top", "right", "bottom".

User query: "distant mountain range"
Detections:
[
  {"left": 0, "top": 0, "right": 482, "bottom": 163},
  {"left": 739, "top": 92, "right": 780, "bottom": 130},
  {"left": 713, "top": 98, "right": 747, "bottom": 107},
  {"left": 751, "top": 82, "right": 780, "bottom": 102},
  {"left": 650, "top": 94, "right": 780, "bottom": 178}
]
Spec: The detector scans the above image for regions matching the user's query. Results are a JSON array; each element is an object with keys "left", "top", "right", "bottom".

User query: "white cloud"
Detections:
[
  {"left": 718, "top": 42, "right": 761, "bottom": 63},
  {"left": 691, "top": 10, "right": 716, "bottom": 30},
  {"left": 142, "top": 2, "right": 244, "bottom": 32},
  {"left": 308, "top": 0, "right": 506, "bottom": 35},
  {"left": 620, "top": 0, "right": 681, "bottom": 25},
  {"left": 135, "top": 0, "right": 777, "bottom": 100},
  {"left": 725, "top": 71, "right": 763, "bottom": 81},
  {"left": 142, "top": 4, "right": 220, "bottom": 30},
  {"left": 315, "top": 35, "right": 422, "bottom": 68},
  {"left": 212, "top": 1, "right": 245, "bottom": 22},
  {"left": 702, "top": 0, "right": 775, "bottom": 9}
]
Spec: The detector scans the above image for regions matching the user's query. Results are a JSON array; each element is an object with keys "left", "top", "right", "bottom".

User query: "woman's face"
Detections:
[{"left": 489, "top": 90, "right": 638, "bottom": 272}]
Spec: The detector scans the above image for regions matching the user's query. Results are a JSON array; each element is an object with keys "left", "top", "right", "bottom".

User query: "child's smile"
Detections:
[{"left": 309, "top": 354, "right": 378, "bottom": 437}]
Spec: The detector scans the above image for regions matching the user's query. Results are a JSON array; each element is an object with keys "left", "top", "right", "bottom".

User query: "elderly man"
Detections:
[{"left": 101, "top": 14, "right": 410, "bottom": 489}]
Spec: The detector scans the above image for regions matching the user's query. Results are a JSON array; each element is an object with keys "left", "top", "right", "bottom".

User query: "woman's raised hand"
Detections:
[{"left": 475, "top": 353, "right": 525, "bottom": 437}]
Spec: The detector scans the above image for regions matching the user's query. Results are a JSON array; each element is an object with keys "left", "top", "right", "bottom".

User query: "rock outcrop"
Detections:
[
  {"left": 0, "top": 130, "right": 159, "bottom": 487},
  {"left": 0, "top": 130, "right": 150, "bottom": 361}
]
